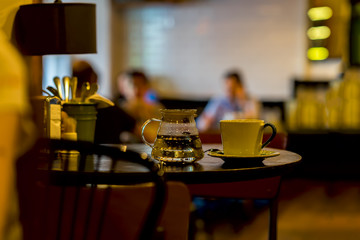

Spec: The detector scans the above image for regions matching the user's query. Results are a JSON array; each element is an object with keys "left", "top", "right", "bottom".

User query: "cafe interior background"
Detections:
[
  {"left": 21, "top": 0, "right": 360, "bottom": 239},
  {"left": 39, "top": 0, "right": 352, "bottom": 133}
]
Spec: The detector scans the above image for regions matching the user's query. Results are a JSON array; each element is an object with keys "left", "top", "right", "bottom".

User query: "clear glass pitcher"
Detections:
[{"left": 141, "top": 109, "right": 204, "bottom": 163}]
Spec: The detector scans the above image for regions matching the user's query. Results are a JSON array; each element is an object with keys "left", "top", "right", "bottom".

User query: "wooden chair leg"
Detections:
[{"left": 268, "top": 193, "right": 279, "bottom": 240}]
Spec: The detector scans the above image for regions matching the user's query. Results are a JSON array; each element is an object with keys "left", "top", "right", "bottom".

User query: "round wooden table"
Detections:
[
  {"left": 51, "top": 143, "right": 301, "bottom": 187},
  {"left": 124, "top": 143, "right": 302, "bottom": 184},
  {"left": 123, "top": 143, "right": 301, "bottom": 240}
]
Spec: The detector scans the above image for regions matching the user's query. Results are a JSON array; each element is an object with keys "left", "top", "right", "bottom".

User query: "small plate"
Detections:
[{"left": 207, "top": 149, "right": 280, "bottom": 161}]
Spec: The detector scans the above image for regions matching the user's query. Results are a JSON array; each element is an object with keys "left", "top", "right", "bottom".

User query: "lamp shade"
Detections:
[{"left": 13, "top": 3, "right": 97, "bottom": 55}]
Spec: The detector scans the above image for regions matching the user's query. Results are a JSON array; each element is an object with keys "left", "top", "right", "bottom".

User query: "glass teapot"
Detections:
[{"left": 141, "top": 109, "right": 204, "bottom": 163}]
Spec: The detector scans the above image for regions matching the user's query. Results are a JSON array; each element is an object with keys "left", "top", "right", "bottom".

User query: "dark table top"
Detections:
[
  {"left": 49, "top": 144, "right": 301, "bottom": 185},
  {"left": 117, "top": 144, "right": 302, "bottom": 184}
]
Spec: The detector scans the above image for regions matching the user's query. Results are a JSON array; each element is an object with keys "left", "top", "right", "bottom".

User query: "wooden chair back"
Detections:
[
  {"left": 199, "top": 131, "right": 288, "bottom": 149},
  {"left": 17, "top": 139, "right": 191, "bottom": 240},
  {"left": 195, "top": 131, "right": 289, "bottom": 240}
]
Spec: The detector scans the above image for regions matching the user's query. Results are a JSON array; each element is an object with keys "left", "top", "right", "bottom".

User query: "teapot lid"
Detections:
[{"left": 160, "top": 109, "right": 198, "bottom": 122}]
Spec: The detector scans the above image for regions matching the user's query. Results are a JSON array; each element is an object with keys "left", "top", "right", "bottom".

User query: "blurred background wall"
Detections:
[
  {"left": 42, "top": 0, "right": 348, "bottom": 102},
  {"left": 111, "top": 0, "right": 308, "bottom": 100}
]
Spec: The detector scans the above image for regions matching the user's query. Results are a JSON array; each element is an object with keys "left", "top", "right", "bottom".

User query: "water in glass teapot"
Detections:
[{"left": 141, "top": 109, "right": 204, "bottom": 163}]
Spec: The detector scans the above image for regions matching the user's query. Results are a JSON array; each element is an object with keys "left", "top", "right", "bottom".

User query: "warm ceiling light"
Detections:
[
  {"left": 307, "top": 26, "right": 331, "bottom": 40},
  {"left": 307, "top": 47, "right": 329, "bottom": 60},
  {"left": 308, "top": 6, "right": 333, "bottom": 21}
]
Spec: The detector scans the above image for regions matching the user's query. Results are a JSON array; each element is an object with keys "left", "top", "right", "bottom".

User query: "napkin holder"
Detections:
[{"left": 31, "top": 96, "right": 62, "bottom": 139}]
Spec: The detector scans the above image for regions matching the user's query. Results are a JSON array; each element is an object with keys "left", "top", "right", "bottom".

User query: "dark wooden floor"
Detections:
[{"left": 192, "top": 178, "right": 360, "bottom": 240}]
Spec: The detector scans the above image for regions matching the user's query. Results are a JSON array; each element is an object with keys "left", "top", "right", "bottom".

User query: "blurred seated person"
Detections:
[
  {"left": 197, "top": 70, "right": 260, "bottom": 132},
  {"left": 115, "top": 70, "right": 159, "bottom": 106},
  {"left": 72, "top": 60, "right": 136, "bottom": 144},
  {"left": 116, "top": 70, "right": 163, "bottom": 141}
]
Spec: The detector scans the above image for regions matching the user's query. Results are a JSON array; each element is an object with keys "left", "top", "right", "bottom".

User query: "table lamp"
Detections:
[{"left": 12, "top": 0, "right": 97, "bottom": 55}]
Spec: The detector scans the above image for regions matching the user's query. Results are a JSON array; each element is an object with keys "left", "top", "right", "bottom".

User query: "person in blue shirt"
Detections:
[{"left": 197, "top": 70, "right": 260, "bottom": 132}]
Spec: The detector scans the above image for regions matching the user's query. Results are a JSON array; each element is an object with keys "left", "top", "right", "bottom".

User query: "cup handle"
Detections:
[
  {"left": 261, "top": 123, "right": 277, "bottom": 149},
  {"left": 141, "top": 118, "right": 161, "bottom": 148}
]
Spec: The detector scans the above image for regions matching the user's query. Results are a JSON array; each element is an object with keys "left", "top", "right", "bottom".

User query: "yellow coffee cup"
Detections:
[{"left": 220, "top": 119, "right": 277, "bottom": 156}]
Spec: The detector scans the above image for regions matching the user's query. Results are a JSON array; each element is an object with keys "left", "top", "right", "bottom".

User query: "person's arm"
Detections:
[
  {"left": 197, "top": 98, "right": 221, "bottom": 132},
  {"left": 0, "top": 112, "right": 19, "bottom": 237},
  {"left": 197, "top": 113, "right": 215, "bottom": 132},
  {"left": 243, "top": 98, "right": 261, "bottom": 119}
]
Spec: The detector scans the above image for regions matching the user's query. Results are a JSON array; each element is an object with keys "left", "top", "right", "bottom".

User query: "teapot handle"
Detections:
[{"left": 141, "top": 118, "right": 161, "bottom": 148}]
